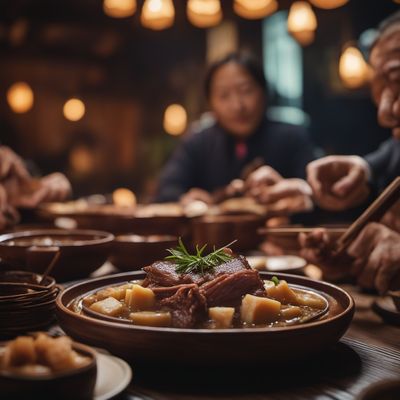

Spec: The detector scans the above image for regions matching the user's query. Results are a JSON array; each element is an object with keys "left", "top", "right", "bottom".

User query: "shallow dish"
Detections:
[
  {"left": 247, "top": 255, "right": 307, "bottom": 273},
  {"left": 56, "top": 271, "right": 354, "bottom": 365},
  {"left": 110, "top": 234, "right": 178, "bottom": 271},
  {"left": 0, "top": 340, "right": 97, "bottom": 399},
  {"left": 0, "top": 229, "right": 114, "bottom": 282}
]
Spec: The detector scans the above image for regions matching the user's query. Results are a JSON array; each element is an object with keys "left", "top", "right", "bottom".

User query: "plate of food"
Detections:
[{"left": 56, "top": 240, "right": 354, "bottom": 365}]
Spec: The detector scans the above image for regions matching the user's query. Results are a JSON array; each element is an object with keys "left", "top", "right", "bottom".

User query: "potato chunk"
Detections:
[
  {"left": 280, "top": 306, "right": 303, "bottom": 320},
  {"left": 295, "top": 292, "right": 327, "bottom": 310},
  {"left": 90, "top": 296, "right": 123, "bottom": 317},
  {"left": 96, "top": 284, "right": 129, "bottom": 301},
  {"left": 265, "top": 280, "right": 298, "bottom": 305},
  {"left": 2, "top": 336, "right": 36, "bottom": 367},
  {"left": 125, "top": 284, "right": 155, "bottom": 311},
  {"left": 209, "top": 307, "right": 235, "bottom": 328},
  {"left": 129, "top": 311, "right": 172, "bottom": 327},
  {"left": 241, "top": 295, "right": 281, "bottom": 325}
]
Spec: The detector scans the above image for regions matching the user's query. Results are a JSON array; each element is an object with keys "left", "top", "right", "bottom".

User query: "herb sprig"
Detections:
[{"left": 165, "top": 238, "right": 236, "bottom": 274}]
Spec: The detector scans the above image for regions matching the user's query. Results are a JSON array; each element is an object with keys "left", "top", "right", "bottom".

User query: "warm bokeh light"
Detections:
[
  {"left": 233, "top": 0, "right": 278, "bottom": 20},
  {"left": 113, "top": 188, "right": 137, "bottom": 207},
  {"left": 63, "top": 98, "right": 85, "bottom": 121},
  {"left": 287, "top": 1, "right": 317, "bottom": 46},
  {"left": 103, "top": 0, "right": 137, "bottom": 18},
  {"left": 7, "top": 82, "right": 34, "bottom": 113},
  {"left": 69, "top": 146, "right": 94, "bottom": 174},
  {"left": 163, "top": 104, "right": 187, "bottom": 136},
  {"left": 187, "top": 0, "right": 222, "bottom": 28},
  {"left": 141, "top": 0, "right": 175, "bottom": 30},
  {"left": 309, "top": 0, "right": 349, "bottom": 9},
  {"left": 339, "top": 46, "right": 370, "bottom": 89}
]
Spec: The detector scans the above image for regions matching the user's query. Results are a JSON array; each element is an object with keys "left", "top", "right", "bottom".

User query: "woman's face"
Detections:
[{"left": 208, "top": 62, "right": 266, "bottom": 139}]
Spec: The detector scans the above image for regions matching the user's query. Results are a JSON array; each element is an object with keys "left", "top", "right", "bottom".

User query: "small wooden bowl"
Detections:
[
  {"left": 0, "top": 229, "right": 114, "bottom": 281},
  {"left": 0, "top": 341, "right": 97, "bottom": 399},
  {"left": 110, "top": 234, "right": 178, "bottom": 271},
  {"left": 191, "top": 214, "right": 266, "bottom": 252}
]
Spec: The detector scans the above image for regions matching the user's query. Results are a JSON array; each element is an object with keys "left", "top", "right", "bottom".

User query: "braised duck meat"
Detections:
[
  {"left": 200, "top": 270, "right": 265, "bottom": 307},
  {"left": 142, "top": 255, "right": 251, "bottom": 288},
  {"left": 159, "top": 285, "right": 207, "bottom": 328}
]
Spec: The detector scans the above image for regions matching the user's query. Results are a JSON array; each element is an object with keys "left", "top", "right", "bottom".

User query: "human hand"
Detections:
[
  {"left": 180, "top": 188, "right": 213, "bottom": 207},
  {"left": 0, "top": 146, "right": 30, "bottom": 181},
  {"left": 244, "top": 165, "right": 283, "bottom": 198},
  {"left": 347, "top": 222, "right": 400, "bottom": 293},
  {"left": 306, "top": 155, "right": 370, "bottom": 211},
  {"left": 0, "top": 184, "right": 20, "bottom": 230}
]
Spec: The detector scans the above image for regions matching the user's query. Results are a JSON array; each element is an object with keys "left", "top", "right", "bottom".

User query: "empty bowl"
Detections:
[
  {"left": 110, "top": 234, "right": 178, "bottom": 271},
  {"left": 0, "top": 229, "right": 114, "bottom": 281}
]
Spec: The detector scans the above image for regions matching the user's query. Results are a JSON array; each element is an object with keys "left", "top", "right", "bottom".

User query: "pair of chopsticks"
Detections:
[{"left": 335, "top": 176, "right": 400, "bottom": 253}]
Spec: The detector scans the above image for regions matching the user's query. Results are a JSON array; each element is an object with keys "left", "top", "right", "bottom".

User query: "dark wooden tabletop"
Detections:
[{"left": 116, "top": 284, "right": 400, "bottom": 400}]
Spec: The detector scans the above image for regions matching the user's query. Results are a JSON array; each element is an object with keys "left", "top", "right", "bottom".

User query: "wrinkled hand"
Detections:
[
  {"left": 244, "top": 165, "right": 283, "bottom": 197},
  {"left": 6, "top": 172, "right": 71, "bottom": 208},
  {"left": 380, "top": 199, "right": 400, "bottom": 233},
  {"left": 307, "top": 155, "right": 370, "bottom": 211},
  {"left": 180, "top": 188, "right": 213, "bottom": 207},
  {"left": 299, "top": 228, "right": 352, "bottom": 282},
  {"left": 0, "top": 146, "right": 30, "bottom": 181},
  {"left": 347, "top": 222, "right": 400, "bottom": 293},
  {"left": 252, "top": 178, "right": 314, "bottom": 215}
]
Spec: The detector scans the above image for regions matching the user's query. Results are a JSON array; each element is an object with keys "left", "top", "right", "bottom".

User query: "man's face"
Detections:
[
  {"left": 370, "top": 25, "right": 400, "bottom": 139},
  {"left": 208, "top": 62, "right": 266, "bottom": 139}
]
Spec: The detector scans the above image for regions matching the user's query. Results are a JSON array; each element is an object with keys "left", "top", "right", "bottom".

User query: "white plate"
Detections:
[
  {"left": 95, "top": 352, "right": 132, "bottom": 400},
  {"left": 247, "top": 255, "right": 306, "bottom": 273}
]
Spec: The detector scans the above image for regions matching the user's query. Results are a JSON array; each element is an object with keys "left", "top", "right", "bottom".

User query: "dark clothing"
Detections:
[
  {"left": 364, "top": 137, "right": 400, "bottom": 192},
  {"left": 156, "top": 117, "right": 316, "bottom": 202}
]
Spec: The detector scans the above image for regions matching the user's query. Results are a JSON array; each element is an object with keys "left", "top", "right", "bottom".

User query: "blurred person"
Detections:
[
  {"left": 301, "top": 11, "right": 400, "bottom": 293},
  {"left": 0, "top": 146, "right": 71, "bottom": 229},
  {"left": 156, "top": 52, "right": 315, "bottom": 215}
]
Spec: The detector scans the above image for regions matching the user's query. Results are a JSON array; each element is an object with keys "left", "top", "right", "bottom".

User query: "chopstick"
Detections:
[
  {"left": 257, "top": 227, "right": 347, "bottom": 236},
  {"left": 335, "top": 176, "right": 400, "bottom": 253}
]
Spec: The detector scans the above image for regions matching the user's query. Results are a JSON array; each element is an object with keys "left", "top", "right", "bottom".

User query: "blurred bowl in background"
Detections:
[
  {"left": 110, "top": 234, "right": 178, "bottom": 271},
  {"left": 191, "top": 214, "right": 265, "bottom": 252},
  {"left": 0, "top": 229, "right": 114, "bottom": 282}
]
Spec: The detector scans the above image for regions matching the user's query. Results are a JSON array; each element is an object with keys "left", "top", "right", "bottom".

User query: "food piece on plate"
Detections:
[
  {"left": 1, "top": 336, "right": 36, "bottom": 367},
  {"left": 125, "top": 284, "right": 155, "bottom": 311},
  {"left": 241, "top": 294, "right": 281, "bottom": 324},
  {"left": 295, "top": 292, "right": 327, "bottom": 309},
  {"left": 265, "top": 280, "right": 299, "bottom": 305},
  {"left": 0, "top": 333, "right": 91, "bottom": 375},
  {"left": 200, "top": 270, "right": 265, "bottom": 307},
  {"left": 89, "top": 296, "right": 124, "bottom": 316},
  {"left": 160, "top": 285, "right": 207, "bottom": 328},
  {"left": 95, "top": 284, "right": 130, "bottom": 301},
  {"left": 142, "top": 255, "right": 251, "bottom": 288},
  {"left": 208, "top": 307, "right": 235, "bottom": 328},
  {"left": 129, "top": 311, "right": 172, "bottom": 327},
  {"left": 280, "top": 305, "right": 303, "bottom": 320}
]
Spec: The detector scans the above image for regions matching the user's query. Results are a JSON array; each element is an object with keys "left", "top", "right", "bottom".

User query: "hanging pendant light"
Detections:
[
  {"left": 187, "top": 0, "right": 222, "bottom": 28},
  {"left": 233, "top": 0, "right": 278, "bottom": 20},
  {"left": 103, "top": 0, "right": 137, "bottom": 18},
  {"left": 287, "top": 1, "right": 317, "bottom": 46},
  {"left": 309, "top": 0, "right": 349, "bottom": 10},
  {"left": 63, "top": 98, "right": 86, "bottom": 122},
  {"left": 7, "top": 82, "right": 34, "bottom": 114},
  {"left": 141, "top": 0, "right": 175, "bottom": 31},
  {"left": 339, "top": 46, "right": 370, "bottom": 89}
]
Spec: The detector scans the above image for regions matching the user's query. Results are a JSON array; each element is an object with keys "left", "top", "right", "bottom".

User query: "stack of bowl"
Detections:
[{"left": 0, "top": 271, "right": 59, "bottom": 339}]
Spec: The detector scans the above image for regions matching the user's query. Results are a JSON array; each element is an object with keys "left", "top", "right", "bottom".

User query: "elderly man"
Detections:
[{"left": 301, "top": 11, "right": 400, "bottom": 294}]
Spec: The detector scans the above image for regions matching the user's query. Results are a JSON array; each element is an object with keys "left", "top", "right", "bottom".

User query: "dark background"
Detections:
[{"left": 0, "top": 0, "right": 398, "bottom": 199}]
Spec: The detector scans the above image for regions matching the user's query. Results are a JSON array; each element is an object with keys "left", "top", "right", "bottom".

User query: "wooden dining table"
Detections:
[{"left": 95, "top": 273, "right": 399, "bottom": 400}]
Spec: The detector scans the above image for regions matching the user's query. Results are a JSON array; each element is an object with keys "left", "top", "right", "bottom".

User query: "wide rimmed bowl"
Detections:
[
  {"left": 36, "top": 202, "right": 189, "bottom": 236},
  {"left": 56, "top": 271, "right": 354, "bottom": 365},
  {"left": 0, "top": 229, "right": 114, "bottom": 282}
]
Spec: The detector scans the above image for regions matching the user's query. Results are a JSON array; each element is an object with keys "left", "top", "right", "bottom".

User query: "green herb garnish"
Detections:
[
  {"left": 165, "top": 238, "right": 236, "bottom": 274},
  {"left": 271, "top": 276, "right": 280, "bottom": 286}
]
